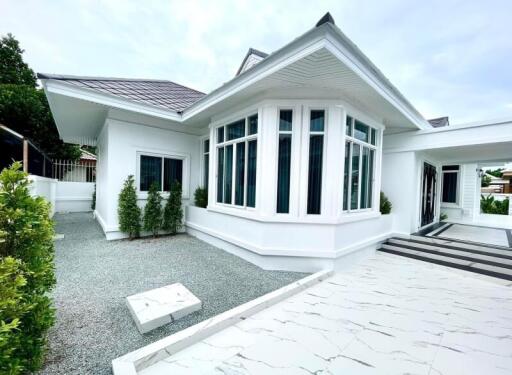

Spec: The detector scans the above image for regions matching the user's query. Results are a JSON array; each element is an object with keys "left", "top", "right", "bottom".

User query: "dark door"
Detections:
[{"left": 421, "top": 162, "right": 437, "bottom": 227}]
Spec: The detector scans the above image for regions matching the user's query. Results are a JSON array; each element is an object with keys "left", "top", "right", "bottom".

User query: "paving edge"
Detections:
[{"left": 112, "top": 269, "right": 333, "bottom": 375}]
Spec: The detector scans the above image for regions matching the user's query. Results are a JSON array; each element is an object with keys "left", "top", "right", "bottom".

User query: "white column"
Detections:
[
  {"left": 257, "top": 104, "right": 278, "bottom": 217},
  {"left": 322, "top": 104, "right": 343, "bottom": 218}
]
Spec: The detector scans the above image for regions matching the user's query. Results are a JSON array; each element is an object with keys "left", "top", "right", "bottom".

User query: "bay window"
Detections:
[
  {"left": 139, "top": 154, "right": 183, "bottom": 192},
  {"left": 307, "top": 110, "right": 325, "bottom": 215},
  {"left": 216, "top": 114, "right": 258, "bottom": 208},
  {"left": 343, "top": 116, "right": 376, "bottom": 212},
  {"left": 277, "top": 110, "right": 293, "bottom": 213}
]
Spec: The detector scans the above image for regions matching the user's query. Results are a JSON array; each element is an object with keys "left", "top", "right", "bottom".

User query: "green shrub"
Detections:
[
  {"left": 143, "top": 182, "right": 163, "bottom": 237},
  {"left": 118, "top": 175, "right": 141, "bottom": 240},
  {"left": 481, "top": 175, "right": 491, "bottom": 187},
  {"left": 440, "top": 212, "right": 448, "bottom": 221},
  {"left": 91, "top": 183, "right": 96, "bottom": 210},
  {"left": 380, "top": 192, "right": 392, "bottom": 214},
  {"left": 481, "top": 194, "right": 509, "bottom": 215},
  {"left": 194, "top": 186, "right": 208, "bottom": 208},
  {"left": 163, "top": 182, "right": 183, "bottom": 235},
  {"left": 0, "top": 162, "right": 56, "bottom": 373}
]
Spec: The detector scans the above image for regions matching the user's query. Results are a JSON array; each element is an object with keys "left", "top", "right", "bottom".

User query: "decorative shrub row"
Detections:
[
  {"left": 0, "top": 162, "right": 56, "bottom": 374},
  {"left": 481, "top": 194, "right": 509, "bottom": 215},
  {"left": 118, "top": 175, "right": 183, "bottom": 239}
]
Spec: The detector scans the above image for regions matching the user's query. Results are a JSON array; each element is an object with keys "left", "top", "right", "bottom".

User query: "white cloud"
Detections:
[{"left": 1, "top": 0, "right": 511, "bottom": 123}]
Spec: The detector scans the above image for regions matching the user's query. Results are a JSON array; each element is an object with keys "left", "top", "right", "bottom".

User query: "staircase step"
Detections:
[
  {"left": 388, "top": 239, "right": 512, "bottom": 268},
  {"left": 406, "top": 237, "right": 512, "bottom": 259},
  {"left": 379, "top": 244, "right": 512, "bottom": 281}
]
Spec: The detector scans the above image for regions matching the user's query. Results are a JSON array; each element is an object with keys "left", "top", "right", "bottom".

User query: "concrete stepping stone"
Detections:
[{"left": 126, "top": 283, "right": 201, "bottom": 334}]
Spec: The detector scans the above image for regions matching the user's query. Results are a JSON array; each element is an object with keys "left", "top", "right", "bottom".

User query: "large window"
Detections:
[
  {"left": 343, "top": 116, "right": 377, "bottom": 211},
  {"left": 216, "top": 114, "right": 258, "bottom": 208},
  {"left": 307, "top": 110, "right": 325, "bottom": 215},
  {"left": 442, "top": 165, "right": 459, "bottom": 204},
  {"left": 277, "top": 110, "right": 293, "bottom": 213},
  {"left": 203, "top": 139, "right": 209, "bottom": 191},
  {"left": 139, "top": 154, "right": 183, "bottom": 192}
]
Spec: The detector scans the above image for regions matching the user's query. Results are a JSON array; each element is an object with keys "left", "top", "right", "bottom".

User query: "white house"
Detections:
[{"left": 39, "top": 13, "right": 512, "bottom": 272}]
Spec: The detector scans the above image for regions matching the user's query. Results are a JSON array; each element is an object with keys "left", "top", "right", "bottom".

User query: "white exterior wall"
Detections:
[
  {"left": 28, "top": 175, "right": 57, "bottom": 217},
  {"left": 95, "top": 122, "right": 110, "bottom": 230},
  {"left": 97, "top": 118, "right": 202, "bottom": 239},
  {"left": 55, "top": 182, "right": 94, "bottom": 213}
]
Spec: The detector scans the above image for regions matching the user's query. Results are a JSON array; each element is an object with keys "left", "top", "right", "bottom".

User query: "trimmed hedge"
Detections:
[{"left": 0, "top": 162, "right": 56, "bottom": 373}]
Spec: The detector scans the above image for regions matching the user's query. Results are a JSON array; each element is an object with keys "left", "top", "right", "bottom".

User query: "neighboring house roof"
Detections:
[
  {"left": 485, "top": 173, "right": 508, "bottom": 185},
  {"left": 80, "top": 149, "right": 97, "bottom": 161},
  {"left": 37, "top": 73, "right": 206, "bottom": 112},
  {"left": 428, "top": 116, "right": 450, "bottom": 128},
  {"left": 235, "top": 48, "right": 269, "bottom": 76}
]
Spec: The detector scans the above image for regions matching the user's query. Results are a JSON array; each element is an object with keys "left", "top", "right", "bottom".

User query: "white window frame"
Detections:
[
  {"left": 275, "top": 108, "right": 294, "bottom": 215},
  {"left": 342, "top": 115, "right": 378, "bottom": 213},
  {"left": 214, "top": 114, "right": 258, "bottom": 210},
  {"left": 200, "top": 136, "right": 210, "bottom": 189},
  {"left": 441, "top": 165, "right": 461, "bottom": 207},
  {"left": 136, "top": 150, "right": 190, "bottom": 199}
]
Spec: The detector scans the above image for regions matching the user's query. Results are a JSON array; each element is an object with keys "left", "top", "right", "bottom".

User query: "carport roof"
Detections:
[{"left": 36, "top": 73, "right": 206, "bottom": 112}]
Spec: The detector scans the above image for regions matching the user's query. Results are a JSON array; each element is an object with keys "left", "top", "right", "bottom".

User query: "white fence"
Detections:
[
  {"left": 52, "top": 159, "right": 96, "bottom": 182},
  {"left": 28, "top": 175, "right": 57, "bottom": 217}
]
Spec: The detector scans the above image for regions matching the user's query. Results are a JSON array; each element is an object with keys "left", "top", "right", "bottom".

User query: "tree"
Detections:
[
  {"left": 163, "top": 182, "right": 183, "bottom": 234},
  {"left": 380, "top": 192, "right": 392, "bottom": 214},
  {"left": 481, "top": 175, "right": 491, "bottom": 187},
  {"left": 194, "top": 186, "right": 208, "bottom": 208},
  {"left": 0, "top": 34, "right": 36, "bottom": 86},
  {"left": 0, "top": 162, "right": 56, "bottom": 372},
  {"left": 118, "top": 175, "right": 141, "bottom": 240},
  {"left": 0, "top": 34, "right": 81, "bottom": 160},
  {"left": 486, "top": 168, "right": 503, "bottom": 178},
  {"left": 143, "top": 182, "right": 162, "bottom": 237}
]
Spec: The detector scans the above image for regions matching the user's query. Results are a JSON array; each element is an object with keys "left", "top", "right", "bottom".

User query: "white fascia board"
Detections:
[{"left": 44, "top": 80, "right": 182, "bottom": 122}]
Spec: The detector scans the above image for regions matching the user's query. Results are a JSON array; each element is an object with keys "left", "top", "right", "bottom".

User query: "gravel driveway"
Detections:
[{"left": 39, "top": 213, "right": 307, "bottom": 375}]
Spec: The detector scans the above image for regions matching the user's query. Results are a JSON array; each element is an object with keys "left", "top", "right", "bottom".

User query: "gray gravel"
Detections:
[{"left": 39, "top": 213, "right": 308, "bottom": 375}]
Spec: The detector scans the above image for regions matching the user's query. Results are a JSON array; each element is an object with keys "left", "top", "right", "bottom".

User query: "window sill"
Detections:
[
  {"left": 137, "top": 192, "right": 190, "bottom": 200},
  {"left": 206, "top": 205, "right": 382, "bottom": 224}
]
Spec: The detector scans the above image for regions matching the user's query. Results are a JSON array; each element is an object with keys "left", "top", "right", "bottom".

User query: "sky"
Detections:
[{"left": 1, "top": 0, "right": 511, "bottom": 124}]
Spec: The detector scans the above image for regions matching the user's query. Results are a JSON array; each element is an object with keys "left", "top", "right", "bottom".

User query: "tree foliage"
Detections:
[
  {"left": 0, "top": 162, "right": 56, "bottom": 373},
  {"left": 163, "top": 182, "right": 183, "bottom": 235},
  {"left": 380, "top": 192, "right": 392, "bottom": 214},
  {"left": 143, "top": 182, "right": 162, "bottom": 237},
  {"left": 481, "top": 194, "right": 509, "bottom": 215},
  {"left": 0, "top": 34, "right": 81, "bottom": 160},
  {"left": 118, "top": 175, "right": 141, "bottom": 240},
  {"left": 194, "top": 186, "right": 208, "bottom": 208},
  {"left": 486, "top": 168, "right": 504, "bottom": 178},
  {"left": 481, "top": 175, "right": 492, "bottom": 187}
]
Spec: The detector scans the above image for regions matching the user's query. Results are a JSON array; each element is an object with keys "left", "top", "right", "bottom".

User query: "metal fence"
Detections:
[{"left": 52, "top": 159, "right": 96, "bottom": 182}]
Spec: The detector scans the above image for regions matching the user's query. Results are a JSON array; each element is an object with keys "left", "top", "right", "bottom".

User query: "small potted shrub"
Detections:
[
  {"left": 194, "top": 186, "right": 208, "bottom": 208},
  {"left": 380, "top": 192, "right": 392, "bottom": 214}
]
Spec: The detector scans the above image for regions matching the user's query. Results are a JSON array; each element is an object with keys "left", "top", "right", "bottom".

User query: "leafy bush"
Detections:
[
  {"left": 0, "top": 162, "right": 56, "bottom": 373},
  {"left": 481, "top": 175, "right": 491, "bottom": 187},
  {"left": 91, "top": 183, "right": 96, "bottom": 210},
  {"left": 194, "top": 186, "right": 208, "bottom": 208},
  {"left": 143, "top": 182, "right": 163, "bottom": 237},
  {"left": 380, "top": 192, "right": 392, "bottom": 214},
  {"left": 440, "top": 212, "right": 448, "bottom": 221},
  {"left": 118, "top": 175, "right": 141, "bottom": 240},
  {"left": 163, "top": 182, "right": 183, "bottom": 235},
  {"left": 481, "top": 194, "right": 509, "bottom": 215}
]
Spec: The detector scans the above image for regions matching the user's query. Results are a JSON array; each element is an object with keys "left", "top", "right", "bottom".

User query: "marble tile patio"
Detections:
[
  {"left": 139, "top": 252, "right": 512, "bottom": 375},
  {"left": 435, "top": 224, "right": 511, "bottom": 248}
]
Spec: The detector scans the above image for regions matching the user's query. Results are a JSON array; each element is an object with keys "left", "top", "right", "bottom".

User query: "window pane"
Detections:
[
  {"left": 247, "top": 140, "right": 257, "bottom": 207},
  {"left": 248, "top": 114, "right": 258, "bottom": 135},
  {"left": 360, "top": 147, "right": 369, "bottom": 209},
  {"left": 235, "top": 143, "right": 245, "bottom": 206},
  {"left": 354, "top": 120, "right": 369, "bottom": 143},
  {"left": 310, "top": 110, "right": 325, "bottom": 132},
  {"left": 368, "top": 149, "right": 375, "bottom": 208},
  {"left": 224, "top": 145, "right": 233, "bottom": 203},
  {"left": 140, "top": 155, "right": 161, "bottom": 191},
  {"left": 346, "top": 116, "right": 353, "bottom": 136},
  {"left": 351, "top": 144, "right": 360, "bottom": 209},
  {"left": 227, "top": 119, "right": 245, "bottom": 141},
  {"left": 442, "top": 172, "right": 457, "bottom": 203},
  {"left": 343, "top": 142, "right": 350, "bottom": 210},
  {"left": 217, "top": 127, "right": 224, "bottom": 143},
  {"left": 204, "top": 154, "right": 209, "bottom": 192},
  {"left": 216, "top": 148, "right": 224, "bottom": 202},
  {"left": 307, "top": 134, "right": 323, "bottom": 214},
  {"left": 277, "top": 134, "right": 292, "bottom": 213},
  {"left": 371, "top": 128, "right": 376, "bottom": 145},
  {"left": 204, "top": 139, "right": 210, "bottom": 153},
  {"left": 163, "top": 158, "right": 183, "bottom": 191},
  {"left": 279, "top": 110, "right": 293, "bottom": 131}
]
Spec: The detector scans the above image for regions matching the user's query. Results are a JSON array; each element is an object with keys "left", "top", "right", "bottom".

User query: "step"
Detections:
[
  {"left": 379, "top": 244, "right": 512, "bottom": 281},
  {"left": 410, "top": 234, "right": 512, "bottom": 252},
  {"left": 388, "top": 239, "right": 512, "bottom": 267}
]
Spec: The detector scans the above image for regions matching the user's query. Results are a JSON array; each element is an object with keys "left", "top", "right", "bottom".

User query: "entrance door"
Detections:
[{"left": 421, "top": 162, "right": 437, "bottom": 227}]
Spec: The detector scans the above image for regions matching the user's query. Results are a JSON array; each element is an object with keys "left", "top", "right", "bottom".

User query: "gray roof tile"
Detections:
[{"left": 37, "top": 73, "right": 205, "bottom": 112}]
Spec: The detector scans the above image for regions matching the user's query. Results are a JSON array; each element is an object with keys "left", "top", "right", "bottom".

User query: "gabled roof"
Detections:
[
  {"left": 235, "top": 48, "right": 269, "bottom": 76},
  {"left": 37, "top": 73, "right": 205, "bottom": 112},
  {"left": 428, "top": 116, "right": 450, "bottom": 128}
]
